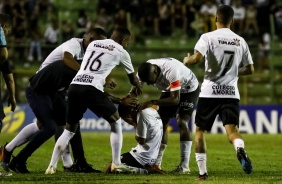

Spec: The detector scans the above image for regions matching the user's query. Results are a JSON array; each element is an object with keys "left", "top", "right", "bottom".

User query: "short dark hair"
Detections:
[
  {"left": 137, "top": 62, "right": 153, "bottom": 82},
  {"left": 90, "top": 27, "right": 107, "bottom": 38},
  {"left": 114, "top": 27, "right": 131, "bottom": 42},
  {"left": 0, "top": 13, "right": 12, "bottom": 26},
  {"left": 216, "top": 5, "right": 234, "bottom": 25}
]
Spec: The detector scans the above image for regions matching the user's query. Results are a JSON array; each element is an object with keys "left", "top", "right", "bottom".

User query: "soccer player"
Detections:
[
  {"left": 0, "top": 28, "right": 108, "bottom": 173},
  {"left": 105, "top": 100, "right": 164, "bottom": 174},
  {"left": 0, "top": 13, "right": 15, "bottom": 177},
  {"left": 133, "top": 57, "right": 199, "bottom": 174},
  {"left": 45, "top": 27, "right": 142, "bottom": 174},
  {"left": 183, "top": 5, "right": 254, "bottom": 180}
]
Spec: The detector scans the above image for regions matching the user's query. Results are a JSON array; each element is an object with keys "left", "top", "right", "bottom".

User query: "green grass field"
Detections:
[{"left": 0, "top": 133, "right": 281, "bottom": 184}]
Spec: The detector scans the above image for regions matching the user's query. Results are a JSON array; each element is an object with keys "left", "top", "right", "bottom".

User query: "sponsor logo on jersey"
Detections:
[
  {"left": 170, "top": 80, "right": 180, "bottom": 88},
  {"left": 212, "top": 85, "right": 235, "bottom": 95},
  {"left": 93, "top": 43, "right": 115, "bottom": 51},
  {"left": 218, "top": 38, "right": 240, "bottom": 47},
  {"left": 73, "top": 74, "right": 94, "bottom": 83}
]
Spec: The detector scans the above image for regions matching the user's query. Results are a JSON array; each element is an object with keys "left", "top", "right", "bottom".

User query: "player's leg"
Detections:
[
  {"left": 221, "top": 99, "right": 252, "bottom": 174},
  {"left": 173, "top": 89, "right": 199, "bottom": 174},
  {"left": 194, "top": 98, "right": 218, "bottom": 180},
  {"left": 46, "top": 85, "right": 85, "bottom": 174},
  {"left": 0, "top": 121, "right": 39, "bottom": 171},
  {"left": 9, "top": 87, "right": 58, "bottom": 173},
  {"left": 86, "top": 87, "right": 134, "bottom": 173}
]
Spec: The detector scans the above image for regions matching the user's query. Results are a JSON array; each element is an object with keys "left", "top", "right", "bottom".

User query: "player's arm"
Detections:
[
  {"left": 135, "top": 135, "right": 145, "bottom": 145},
  {"left": 139, "top": 90, "right": 180, "bottom": 110},
  {"left": 106, "top": 93, "right": 138, "bottom": 107},
  {"left": 127, "top": 72, "right": 142, "bottom": 96},
  {"left": 183, "top": 51, "right": 203, "bottom": 66},
  {"left": 62, "top": 51, "right": 80, "bottom": 71},
  {"left": 3, "top": 73, "right": 16, "bottom": 111},
  {"left": 238, "top": 64, "right": 254, "bottom": 76}
]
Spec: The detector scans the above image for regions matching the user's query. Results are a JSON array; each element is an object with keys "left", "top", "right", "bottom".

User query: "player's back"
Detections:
[
  {"left": 38, "top": 38, "right": 83, "bottom": 72},
  {"left": 72, "top": 39, "right": 133, "bottom": 92},
  {"left": 201, "top": 28, "right": 249, "bottom": 84}
]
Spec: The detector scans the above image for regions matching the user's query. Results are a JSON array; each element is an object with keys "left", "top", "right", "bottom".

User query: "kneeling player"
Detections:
[{"left": 105, "top": 102, "right": 165, "bottom": 174}]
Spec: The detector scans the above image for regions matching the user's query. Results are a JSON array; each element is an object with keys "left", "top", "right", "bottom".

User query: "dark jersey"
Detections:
[{"left": 29, "top": 61, "right": 77, "bottom": 95}]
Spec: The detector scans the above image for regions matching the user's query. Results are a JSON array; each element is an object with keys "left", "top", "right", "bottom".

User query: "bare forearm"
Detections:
[
  {"left": 4, "top": 74, "right": 16, "bottom": 98},
  {"left": 238, "top": 65, "right": 254, "bottom": 76},
  {"left": 150, "top": 97, "right": 179, "bottom": 106}
]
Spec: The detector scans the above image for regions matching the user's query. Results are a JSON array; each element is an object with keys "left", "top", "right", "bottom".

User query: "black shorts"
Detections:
[
  {"left": 67, "top": 84, "right": 117, "bottom": 125},
  {"left": 195, "top": 98, "right": 239, "bottom": 131},
  {"left": 158, "top": 86, "right": 199, "bottom": 122},
  {"left": 121, "top": 152, "right": 143, "bottom": 168}
]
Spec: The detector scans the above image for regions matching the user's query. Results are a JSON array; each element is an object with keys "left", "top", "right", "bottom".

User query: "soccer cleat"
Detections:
[
  {"left": 144, "top": 164, "right": 166, "bottom": 174},
  {"left": 171, "top": 165, "right": 190, "bottom": 174},
  {"left": 0, "top": 143, "right": 12, "bottom": 172},
  {"left": 110, "top": 163, "right": 136, "bottom": 173},
  {"left": 45, "top": 166, "right": 56, "bottom": 174},
  {"left": 196, "top": 173, "right": 208, "bottom": 180},
  {"left": 237, "top": 147, "right": 253, "bottom": 174},
  {"left": 8, "top": 156, "right": 30, "bottom": 174}
]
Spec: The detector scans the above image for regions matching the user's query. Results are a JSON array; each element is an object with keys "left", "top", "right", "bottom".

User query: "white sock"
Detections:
[
  {"left": 61, "top": 143, "right": 73, "bottom": 168},
  {"left": 48, "top": 129, "right": 75, "bottom": 169},
  {"left": 110, "top": 118, "right": 122, "bottom": 166},
  {"left": 155, "top": 144, "right": 167, "bottom": 167},
  {"left": 195, "top": 153, "right": 207, "bottom": 175},
  {"left": 180, "top": 141, "right": 192, "bottom": 169},
  {"left": 6, "top": 122, "right": 39, "bottom": 152},
  {"left": 233, "top": 138, "right": 245, "bottom": 151}
]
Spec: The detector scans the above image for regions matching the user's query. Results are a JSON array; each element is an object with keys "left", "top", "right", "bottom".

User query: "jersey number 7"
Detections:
[{"left": 221, "top": 51, "right": 235, "bottom": 76}]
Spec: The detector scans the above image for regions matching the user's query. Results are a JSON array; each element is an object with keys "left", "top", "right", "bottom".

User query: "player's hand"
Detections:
[
  {"left": 8, "top": 96, "right": 16, "bottom": 112},
  {"left": 104, "top": 79, "right": 117, "bottom": 89},
  {"left": 120, "top": 96, "right": 138, "bottom": 107},
  {"left": 134, "top": 84, "right": 142, "bottom": 96},
  {"left": 183, "top": 53, "right": 191, "bottom": 66}
]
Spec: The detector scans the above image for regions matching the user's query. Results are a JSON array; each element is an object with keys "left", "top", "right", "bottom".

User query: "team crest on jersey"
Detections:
[{"left": 233, "top": 38, "right": 240, "bottom": 46}]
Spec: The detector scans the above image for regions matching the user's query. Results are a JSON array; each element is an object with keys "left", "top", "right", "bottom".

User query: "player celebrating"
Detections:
[
  {"left": 134, "top": 57, "right": 199, "bottom": 174},
  {"left": 45, "top": 27, "right": 142, "bottom": 174},
  {"left": 105, "top": 100, "right": 164, "bottom": 174},
  {"left": 183, "top": 5, "right": 254, "bottom": 180}
]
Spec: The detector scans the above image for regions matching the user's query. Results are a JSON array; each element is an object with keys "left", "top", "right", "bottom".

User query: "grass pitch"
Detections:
[{"left": 0, "top": 133, "right": 281, "bottom": 184}]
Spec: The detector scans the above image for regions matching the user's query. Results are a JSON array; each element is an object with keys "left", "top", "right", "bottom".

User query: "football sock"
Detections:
[
  {"left": 196, "top": 153, "right": 207, "bottom": 175},
  {"left": 61, "top": 143, "right": 73, "bottom": 168},
  {"left": 180, "top": 141, "right": 192, "bottom": 169},
  {"left": 49, "top": 129, "right": 75, "bottom": 169},
  {"left": 155, "top": 144, "right": 167, "bottom": 167},
  {"left": 233, "top": 138, "right": 245, "bottom": 150},
  {"left": 70, "top": 125, "right": 86, "bottom": 164},
  {"left": 110, "top": 118, "right": 122, "bottom": 166},
  {"left": 6, "top": 122, "right": 39, "bottom": 152}
]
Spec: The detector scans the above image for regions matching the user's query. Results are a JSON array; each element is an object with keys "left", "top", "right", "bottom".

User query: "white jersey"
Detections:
[
  {"left": 141, "top": 58, "right": 199, "bottom": 93},
  {"left": 194, "top": 28, "right": 254, "bottom": 99},
  {"left": 38, "top": 38, "right": 84, "bottom": 72},
  {"left": 130, "top": 107, "right": 163, "bottom": 166},
  {"left": 71, "top": 39, "right": 134, "bottom": 92}
]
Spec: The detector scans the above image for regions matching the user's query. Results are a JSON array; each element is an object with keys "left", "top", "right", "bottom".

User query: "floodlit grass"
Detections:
[{"left": 0, "top": 133, "right": 281, "bottom": 183}]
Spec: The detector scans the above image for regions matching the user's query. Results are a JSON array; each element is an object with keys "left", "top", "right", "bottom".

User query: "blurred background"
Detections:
[{"left": 1, "top": 0, "right": 282, "bottom": 105}]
